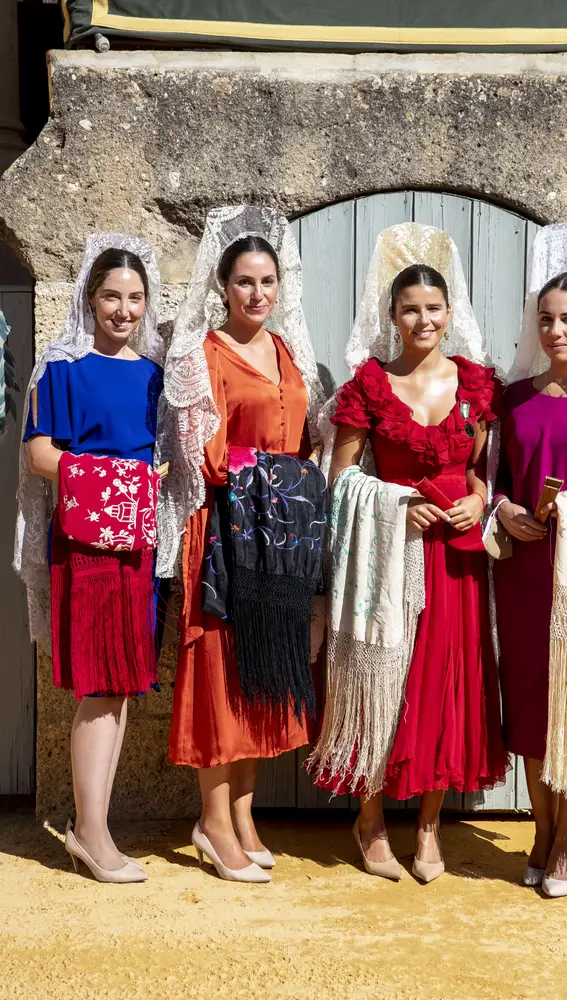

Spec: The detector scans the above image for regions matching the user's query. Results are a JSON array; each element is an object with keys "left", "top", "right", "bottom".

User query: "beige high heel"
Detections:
[
  {"left": 353, "top": 818, "right": 402, "bottom": 881},
  {"left": 192, "top": 822, "right": 271, "bottom": 883},
  {"left": 243, "top": 848, "right": 276, "bottom": 869},
  {"left": 65, "top": 827, "right": 148, "bottom": 883},
  {"left": 65, "top": 817, "right": 143, "bottom": 872},
  {"left": 412, "top": 824, "right": 445, "bottom": 883}
]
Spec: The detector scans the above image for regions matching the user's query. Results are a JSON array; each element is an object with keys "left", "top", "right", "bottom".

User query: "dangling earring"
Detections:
[
  {"left": 394, "top": 331, "right": 401, "bottom": 344},
  {"left": 444, "top": 330, "right": 449, "bottom": 340}
]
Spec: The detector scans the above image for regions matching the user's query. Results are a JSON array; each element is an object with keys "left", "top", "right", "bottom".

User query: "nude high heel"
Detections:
[
  {"left": 352, "top": 818, "right": 402, "bottom": 881},
  {"left": 65, "top": 817, "right": 143, "bottom": 872},
  {"left": 412, "top": 824, "right": 445, "bottom": 883},
  {"left": 243, "top": 849, "right": 276, "bottom": 869},
  {"left": 65, "top": 827, "right": 148, "bottom": 883},
  {"left": 192, "top": 822, "right": 272, "bottom": 883},
  {"left": 542, "top": 875, "right": 567, "bottom": 897}
]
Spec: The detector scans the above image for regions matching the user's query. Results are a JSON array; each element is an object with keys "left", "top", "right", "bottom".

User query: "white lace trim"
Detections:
[
  {"left": 345, "top": 222, "right": 499, "bottom": 376},
  {"left": 156, "top": 205, "right": 326, "bottom": 579},
  {"left": 508, "top": 223, "right": 567, "bottom": 382}
]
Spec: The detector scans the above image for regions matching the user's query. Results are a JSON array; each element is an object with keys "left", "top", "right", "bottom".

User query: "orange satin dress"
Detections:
[{"left": 169, "top": 330, "right": 313, "bottom": 767}]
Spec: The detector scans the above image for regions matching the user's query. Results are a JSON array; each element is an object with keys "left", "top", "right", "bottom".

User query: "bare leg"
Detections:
[
  {"left": 71, "top": 697, "right": 127, "bottom": 871},
  {"left": 198, "top": 764, "right": 252, "bottom": 870},
  {"left": 358, "top": 793, "right": 395, "bottom": 863},
  {"left": 415, "top": 790, "right": 445, "bottom": 864},
  {"left": 230, "top": 758, "right": 264, "bottom": 853},
  {"left": 524, "top": 757, "right": 556, "bottom": 870},
  {"left": 104, "top": 697, "right": 128, "bottom": 817},
  {"left": 546, "top": 793, "right": 567, "bottom": 880}
]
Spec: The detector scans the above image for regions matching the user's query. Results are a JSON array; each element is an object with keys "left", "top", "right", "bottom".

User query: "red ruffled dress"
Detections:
[{"left": 319, "top": 356, "right": 509, "bottom": 799}]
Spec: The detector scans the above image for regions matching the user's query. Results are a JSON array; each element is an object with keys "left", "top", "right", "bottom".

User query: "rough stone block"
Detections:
[{"left": 2, "top": 50, "right": 567, "bottom": 281}]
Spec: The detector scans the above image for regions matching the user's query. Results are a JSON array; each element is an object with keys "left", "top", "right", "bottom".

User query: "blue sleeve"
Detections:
[
  {"left": 146, "top": 362, "right": 164, "bottom": 438},
  {"left": 23, "top": 361, "right": 73, "bottom": 445}
]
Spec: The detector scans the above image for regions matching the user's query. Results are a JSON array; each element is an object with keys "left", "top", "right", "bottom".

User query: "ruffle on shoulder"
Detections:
[{"left": 332, "top": 356, "right": 502, "bottom": 468}]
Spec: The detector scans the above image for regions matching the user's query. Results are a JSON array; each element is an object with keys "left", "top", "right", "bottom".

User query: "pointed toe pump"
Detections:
[
  {"left": 413, "top": 824, "right": 445, "bottom": 884},
  {"left": 353, "top": 818, "right": 402, "bottom": 881},
  {"left": 243, "top": 849, "right": 277, "bottom": 869},
  {"left": 65, "top": 827, "right": 148, "bottom": 884},
  {"left": 192, "top": 823, "right": 272, "bottom": 883},
  {"left": 542, "top": 875, "right": 567, "bottom": 898}
]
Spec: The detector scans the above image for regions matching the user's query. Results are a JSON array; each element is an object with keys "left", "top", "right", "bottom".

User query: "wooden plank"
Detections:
[
  {"left": 254, "top": 752, "right": 297, "bottom": 808},
  {"left": 471, "top": 201, "right": 526, "bottom": 375},
  {"left": 515, "top": 756, "right": 532, "bottom": 812},
  {"left": 296, "top": 745, "right": 349, "bottom": 809},
  {"left": 0, "top": 287, "right": 35, "bottom": 794},
  {"left": 355, "top": 191, "right": 413, "bottom": 305},
  {"left": 300, "top": 202, "right": 354, "bottom": 396}
]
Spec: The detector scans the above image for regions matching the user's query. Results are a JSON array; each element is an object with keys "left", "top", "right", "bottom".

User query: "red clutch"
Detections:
[
  {"left": 414, "top": 477, "right": 484, "bottom": 552},
  {"left": 57, "top": 452, "right": 161, "bottom": 551}
]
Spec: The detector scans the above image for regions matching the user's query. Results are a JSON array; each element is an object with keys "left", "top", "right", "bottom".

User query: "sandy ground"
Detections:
[{"left": 0, "top": 806, "right": 565, "bottom": 1000}]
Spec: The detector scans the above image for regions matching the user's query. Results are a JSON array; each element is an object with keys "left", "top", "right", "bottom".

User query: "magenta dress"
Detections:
[{"left": 493, "top": 378, "right": 567, "bottom": 761}]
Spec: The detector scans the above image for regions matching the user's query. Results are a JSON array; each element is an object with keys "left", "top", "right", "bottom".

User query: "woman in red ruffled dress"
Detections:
[{"left": 312, "top": 227, "right": 508, "bottom": 883}]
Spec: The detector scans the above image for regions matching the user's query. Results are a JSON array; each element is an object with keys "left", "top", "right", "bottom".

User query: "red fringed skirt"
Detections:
[{"left": 50, "top": 512, "right": 157, "bottom": 699}]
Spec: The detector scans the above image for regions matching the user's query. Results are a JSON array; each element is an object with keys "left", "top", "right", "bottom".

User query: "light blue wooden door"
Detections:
[
  {"left": 255, "top": 192, "right": 538, "bottom": 812},
  {"left": 0, "top": 241, "right": 34, "bottom": 795}
]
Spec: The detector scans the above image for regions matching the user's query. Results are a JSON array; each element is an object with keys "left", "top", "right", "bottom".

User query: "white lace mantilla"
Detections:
[
  {"left": 508, "top": 223, "right": 567, "bottom": 382},
  {"left": 14, "top": 232, "right": 164, "bottom": 643},
  {"left": 345, "top": 222, "right": 499, "bottom": 377},
  {"left": 156, "top": 205, "right": 326, "bottom": 579}
]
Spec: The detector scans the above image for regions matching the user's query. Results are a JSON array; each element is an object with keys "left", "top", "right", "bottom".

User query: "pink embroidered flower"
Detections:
[{"left": 228, "top": 446, "right": 258, "bottom": 475}]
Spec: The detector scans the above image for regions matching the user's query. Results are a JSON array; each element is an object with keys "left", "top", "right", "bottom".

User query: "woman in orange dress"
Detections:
[{"left": 158, "top": 206, "right": 325, "bottom": 883}]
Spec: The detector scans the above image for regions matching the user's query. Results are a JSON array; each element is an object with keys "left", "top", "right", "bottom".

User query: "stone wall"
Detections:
[{"left": 3, "top": 49, "right": 567, "bottom": 819}]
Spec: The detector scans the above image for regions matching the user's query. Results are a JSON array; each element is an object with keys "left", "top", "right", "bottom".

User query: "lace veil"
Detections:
[
  {"left": 319, "top": 222, "right": 499, "bottom": 480},
  {"left": 14, "top": 232, "right": 164, "bottom": 643},
  {"left": 508, "top": 223, "right": 567, "bottom": 382},
  {"left": 156, "top": 205, "right": 326, "bottom": 578},
  {"left": 345, "top": 222, "right": 494, "bottom": 374}
]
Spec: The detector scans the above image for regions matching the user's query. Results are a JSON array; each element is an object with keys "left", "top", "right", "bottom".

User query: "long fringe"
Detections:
[
  {"left": 232, "top": 566, "right": 316, "bottom": 723},
  {"left": 51, "top": 519, "right": 157, "bottom": 699},
  {"left": 543, "top": 583, "right": 567, "bottom": 794},
  {"left": 307, "top": 621, "right": 419, "bottom": 799}
]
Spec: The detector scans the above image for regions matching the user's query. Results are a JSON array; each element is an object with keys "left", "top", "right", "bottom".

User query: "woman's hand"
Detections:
[
  {"left": 407, "top": 494, "right": 452, "bottom": 532},
  {"left": 447, "top": 494, "right": 485, "bottom": 533},
  {"left": 497, "top": 500, "right": 547, "bottom": 542}
]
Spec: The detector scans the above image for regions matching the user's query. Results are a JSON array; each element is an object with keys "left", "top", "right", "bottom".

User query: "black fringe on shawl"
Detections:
[{"left": 202, "top": 451, "right": 327, "bottom": 722}]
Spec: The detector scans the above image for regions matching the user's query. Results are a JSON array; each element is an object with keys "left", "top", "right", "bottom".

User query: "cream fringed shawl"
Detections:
[
  {"left": 543, "top": 492, "right": 567, "bottom": 793},
  {"left": 307, "top": 466, "right": 425, "bottom": 798}
]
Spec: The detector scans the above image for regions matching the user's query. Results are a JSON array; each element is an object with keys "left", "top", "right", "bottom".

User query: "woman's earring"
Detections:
[{"left": 394, "top": 331, "right": 401, "bottom": 344}]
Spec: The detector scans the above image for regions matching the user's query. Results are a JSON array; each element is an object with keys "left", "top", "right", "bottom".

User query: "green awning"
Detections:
[{"left": 63, "top": 1, "right": 567, "bottom": 51}]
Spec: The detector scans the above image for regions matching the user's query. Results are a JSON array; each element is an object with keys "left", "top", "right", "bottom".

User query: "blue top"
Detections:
[{"left": 24, "top": 353, "right": 163, "bottom": 466}]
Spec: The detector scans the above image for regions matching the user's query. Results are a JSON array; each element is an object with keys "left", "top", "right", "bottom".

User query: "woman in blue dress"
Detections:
[{"left": 16, "top": 234, "right": 164, "bottom": 883}]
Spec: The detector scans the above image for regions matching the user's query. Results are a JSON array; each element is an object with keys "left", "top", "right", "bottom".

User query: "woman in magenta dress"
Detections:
[
  {"left": 494, "top": 239, "right": 567, "bottom": 898},
  {"left": 312, "top": 224, "right": 508, "bottom": 883}
]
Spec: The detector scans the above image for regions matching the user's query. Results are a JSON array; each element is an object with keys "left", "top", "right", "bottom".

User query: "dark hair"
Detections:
[
  {"left": 390, "top": 263, "right": 449, "bottom": 310},
  {"left": 86, "top": 248, "right": 149, "bottom": 300},
  {"left": 217, "top": 235, "right": 280, "bottom": 284},
  {"left": 537, "top": 271, "right": 567, "bottom": 307}
]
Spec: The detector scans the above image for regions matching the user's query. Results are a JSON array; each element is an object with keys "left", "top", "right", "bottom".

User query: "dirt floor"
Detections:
[{"left": 0, "top": 806, "right": 565, "bottom": 1000}]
